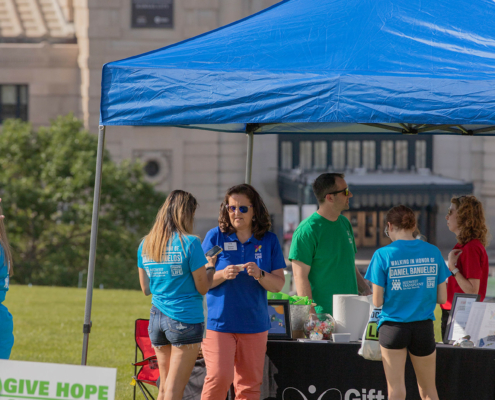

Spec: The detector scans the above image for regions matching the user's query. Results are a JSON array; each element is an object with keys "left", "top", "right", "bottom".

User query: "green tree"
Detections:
[{"left": 0, "top": 115, "right": 166, "bottom": 289}]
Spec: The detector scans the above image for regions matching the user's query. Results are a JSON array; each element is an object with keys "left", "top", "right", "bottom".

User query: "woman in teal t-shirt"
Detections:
[
  {"left": 0, "top": 199, "right": 14, "bottom": 359},
  {"left": 365, "top": 205, "right": 450, "bottom": 400},
  {"left": 138, "top": 190, "right": 215, "bottom": 400}
]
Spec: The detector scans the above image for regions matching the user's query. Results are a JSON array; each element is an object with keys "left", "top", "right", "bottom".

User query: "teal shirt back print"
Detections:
[{"left": 137, "top": 233, "right": 208, "bottom": 324}]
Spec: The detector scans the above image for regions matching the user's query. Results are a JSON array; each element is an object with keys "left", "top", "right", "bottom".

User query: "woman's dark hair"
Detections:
[
  {"left": 451, "top": 195, "right": 490, "bottom": 247},
  {"left": 218, "top": 184, "right": 271, "bottom": 240},
  {"left": 386, "top": 205, "right": 417, "bottom": 234}
]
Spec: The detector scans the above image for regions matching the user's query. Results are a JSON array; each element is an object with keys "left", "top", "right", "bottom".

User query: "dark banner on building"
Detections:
[{"left": 131, "top": 0, "right": 173, "bottom": 29}]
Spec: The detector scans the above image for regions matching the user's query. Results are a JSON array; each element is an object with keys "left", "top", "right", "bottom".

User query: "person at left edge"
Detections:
[
  {"left": 138, "top": 190, "right": 215, "bottom": 400},
  {"left": 0, "top": 198, "right": 14, "bottom": 359},
  {"left": 200, "top": 184, "right": 286, "bottom": 400}
]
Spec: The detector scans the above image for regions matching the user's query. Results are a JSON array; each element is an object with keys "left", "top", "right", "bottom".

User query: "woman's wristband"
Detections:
[
  {"left": 451, "top": 267, "right": 459, "bottom": 277},
  {"left": 206, "top": 267, "right": 215, "bottom": 272}
]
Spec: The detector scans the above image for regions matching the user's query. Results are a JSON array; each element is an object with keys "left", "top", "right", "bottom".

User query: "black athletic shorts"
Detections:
[{"left": 379, "top": 319, "right": 436, "bottom": 357}]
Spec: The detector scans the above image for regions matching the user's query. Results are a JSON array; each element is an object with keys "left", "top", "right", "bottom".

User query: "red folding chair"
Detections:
[{"left": 132, "top": 319, "right": 159, "bottom": 400}]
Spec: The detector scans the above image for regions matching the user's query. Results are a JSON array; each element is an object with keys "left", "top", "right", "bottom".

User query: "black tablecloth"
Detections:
[{"left": 261, "top": 341, "right": 495, "bottom": 400}]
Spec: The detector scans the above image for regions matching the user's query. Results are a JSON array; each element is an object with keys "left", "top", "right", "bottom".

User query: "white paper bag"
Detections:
[{"left": 358, "top": 306, "right": 382, "bottom": 361}]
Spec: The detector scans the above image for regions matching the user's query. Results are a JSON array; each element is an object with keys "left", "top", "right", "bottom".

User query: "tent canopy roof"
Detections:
[{"left": 100, "top": 0, "right": 495, "bottom": 135}]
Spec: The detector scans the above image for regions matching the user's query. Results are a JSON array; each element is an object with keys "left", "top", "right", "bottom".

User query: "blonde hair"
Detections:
[
  {"left": 142, "top": 190, "right": 198, "bottom": 262},
  {"left": 0, "top": 205, "right": 13, "bottom": 276}
]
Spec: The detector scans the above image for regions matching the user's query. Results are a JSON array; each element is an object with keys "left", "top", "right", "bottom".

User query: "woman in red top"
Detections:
[{"left": 441, "top": 195, "right": 490, "bottom": 339}]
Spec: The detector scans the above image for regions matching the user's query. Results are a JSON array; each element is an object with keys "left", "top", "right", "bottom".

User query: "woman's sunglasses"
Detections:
[{"left": 226, "top": 205, "right": 253, "bottom": 213}]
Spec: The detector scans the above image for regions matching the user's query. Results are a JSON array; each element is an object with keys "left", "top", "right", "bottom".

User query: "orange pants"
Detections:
[{"left": 201, "top": 329, "right": 268, "bottom": 400}]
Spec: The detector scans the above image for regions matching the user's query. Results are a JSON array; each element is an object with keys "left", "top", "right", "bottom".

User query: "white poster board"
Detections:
[
  {"left": 283, "top": 205, "right": 299, "bottom": 236},
  {"left": 301, "top": 204, "right": 317, "bottom": 220},
  {"left": 0, "top": 360, "right": 117, "bottom": 399},
  {"left": 465, "top": 302, "right": 495, "bottom": 348},
  {"left": 446, "top": 295, "right": 478, "bottom": 342}
]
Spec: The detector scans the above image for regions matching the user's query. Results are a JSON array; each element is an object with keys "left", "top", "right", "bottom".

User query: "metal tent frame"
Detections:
[{"left": 81, "top": 121, "right": 495, "bottom": 364}]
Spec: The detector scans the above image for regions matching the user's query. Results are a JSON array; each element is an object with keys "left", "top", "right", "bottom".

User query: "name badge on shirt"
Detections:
[{"left": 224, "top": 242, "right": 237, "bottom": 251}]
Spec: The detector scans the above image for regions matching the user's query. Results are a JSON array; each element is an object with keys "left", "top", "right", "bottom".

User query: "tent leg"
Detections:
[
  {"left": 245, "top": 132, "right": 254, "bottom": 184},
  {"left": 81, "top": 125, "right": 106, "bottom": 366}
]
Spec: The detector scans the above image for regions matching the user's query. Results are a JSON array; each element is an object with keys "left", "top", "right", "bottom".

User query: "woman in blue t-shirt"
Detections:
[
  {"left": 200, "top": 184, "right": 286, "bottom": 400},
  {"left": 138, "top": 190, "right": 215, "bottom": 400},
  {"left": 0, "top": 198, "right": 14, "bottom": 359},
  {"left": 365, "top": 205, "right": 450, "bottom": 400}
]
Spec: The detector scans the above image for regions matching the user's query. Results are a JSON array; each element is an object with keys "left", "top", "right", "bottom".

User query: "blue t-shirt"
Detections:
[
  {"left": 137, "top": 233, "right": 208, "bottom": 324},
  {"left": 0, "top": 245, "right": 10, "bottom": 304},
  {"left": 365, "top": 240, "right": 450, "bottom": 328},
  {"left": 202, "top": 227, "right": 286, "bottom": 333}
]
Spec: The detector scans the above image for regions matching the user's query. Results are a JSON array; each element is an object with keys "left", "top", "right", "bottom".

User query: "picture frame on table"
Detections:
[
  {"left": 443, "top": 293, "right": 480, "bottom": 345},
  {"left": 267, "top": 300, "right": 292, "bottom": 340}
]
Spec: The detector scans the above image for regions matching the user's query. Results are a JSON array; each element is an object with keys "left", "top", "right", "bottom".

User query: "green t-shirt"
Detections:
[{"left": 289, "top": 212, "right": 358, "bottom": 315}]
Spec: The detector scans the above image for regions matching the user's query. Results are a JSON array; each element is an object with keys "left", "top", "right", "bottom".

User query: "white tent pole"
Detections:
[
  {"left": 245, "top": 131, "right": 254, "bottom": 184},
  {"left": 81, "top": 125, "right": 106, "bottom": 366}
]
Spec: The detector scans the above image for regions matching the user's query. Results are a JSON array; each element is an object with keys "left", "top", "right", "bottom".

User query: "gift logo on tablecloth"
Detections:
[{"left": 282, "top": 386, "right": 385, "bottom": 400}]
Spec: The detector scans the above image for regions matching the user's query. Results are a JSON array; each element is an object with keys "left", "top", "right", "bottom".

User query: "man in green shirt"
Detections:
[{"left": 289, "top": 173, "right": 371, "bottom": 315}]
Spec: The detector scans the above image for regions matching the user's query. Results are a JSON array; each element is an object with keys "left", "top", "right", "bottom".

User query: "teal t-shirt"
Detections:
[
  {"left": 289, "top": 212, "right": 358, "bottom": 315},
  {"left": 0, "top": 245, "right": 10, "bottom": 304},
  {"left": 365, "top": 240, "right": 450, "bottom": 328},
  {"left": 137, "top": 233, "right": 208, "bottom": 324}
]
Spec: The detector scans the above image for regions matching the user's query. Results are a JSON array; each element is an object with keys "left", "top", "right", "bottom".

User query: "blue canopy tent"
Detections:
[{"left": 82, "top": 0, "right": 495, "bottom": 363}]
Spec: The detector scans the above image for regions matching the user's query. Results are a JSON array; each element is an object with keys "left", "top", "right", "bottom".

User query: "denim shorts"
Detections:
[{"left": 148, "top": 305, "right": 204, "bottom": 347}]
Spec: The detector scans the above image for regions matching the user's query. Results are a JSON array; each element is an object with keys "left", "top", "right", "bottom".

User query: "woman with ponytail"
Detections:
[
  {"left": 138, "top": 190, "right": 215, "bottom": 400},
  {"left": 0, "top": 198, "right": 14, "bottom": 359},
  {"left": 365, "top": 205, "right": 450, "bottom": 400},
  {"left": 442, "top": 195, "right": 490, "bottom": 339}
]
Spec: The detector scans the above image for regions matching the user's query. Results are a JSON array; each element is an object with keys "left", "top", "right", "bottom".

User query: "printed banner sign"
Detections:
[{"left": 0, "top": 360, "right": 116, "bottom": 400}]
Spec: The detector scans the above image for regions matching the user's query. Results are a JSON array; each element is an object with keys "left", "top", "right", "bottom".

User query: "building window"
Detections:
[
  {"left": 415, "top": 140, "right": 427, "bottom": 169},
  {"left": 314, "top": 141, "right": 327, "bottom": 169},
  {"left": 299, "top": 141, "right": 312, "bottom": 170},
  {"left": 281, "top": 141, "right": 293, "bottom": 170},
  {"left": 362, "top": 140, "right": 376, "bottom": 170},
  {"left": 347, "top": 140, "right": 361, "bottom": 169},
  {"left": 0, "top": 85, "right": 28, "bottom": 123},
  {"left": 381, "top": 140, "right": 394, "bottom": 170},
  {"left": 144, "top": 160, "right": 160, "bottom": 177},
  {"left": 395, "top": 140, "right": 408, "bottom": 169},
  {"left": 332, "top": 141, "right": 345, "bottom": 170}
]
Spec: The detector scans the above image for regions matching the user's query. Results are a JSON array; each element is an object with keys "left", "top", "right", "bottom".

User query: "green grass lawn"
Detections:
[
  {"left": 3, "top": 282, "right": 488, "bottom": 398},
  {"left": 486, "top": 276, "right": 495, "bottom": 298},
  {"left": 4, "top": 285, "right": 158, "bottom": 400}
]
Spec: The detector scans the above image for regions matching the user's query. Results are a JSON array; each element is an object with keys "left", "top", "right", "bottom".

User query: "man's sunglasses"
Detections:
[
  {"left": 326, "top": 187, "right": 350, "bottom": 197},
  {"left": 226, "top": 205, "right": 253, "bottom": 213}
]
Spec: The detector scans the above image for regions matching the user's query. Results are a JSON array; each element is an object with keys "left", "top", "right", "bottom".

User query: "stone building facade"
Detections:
[
  {"left": 1, "top": 0, "right": 494, "bottom": 248},
  {"left": 0, "top": 0, "right": 282, "bottom": 236}
]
